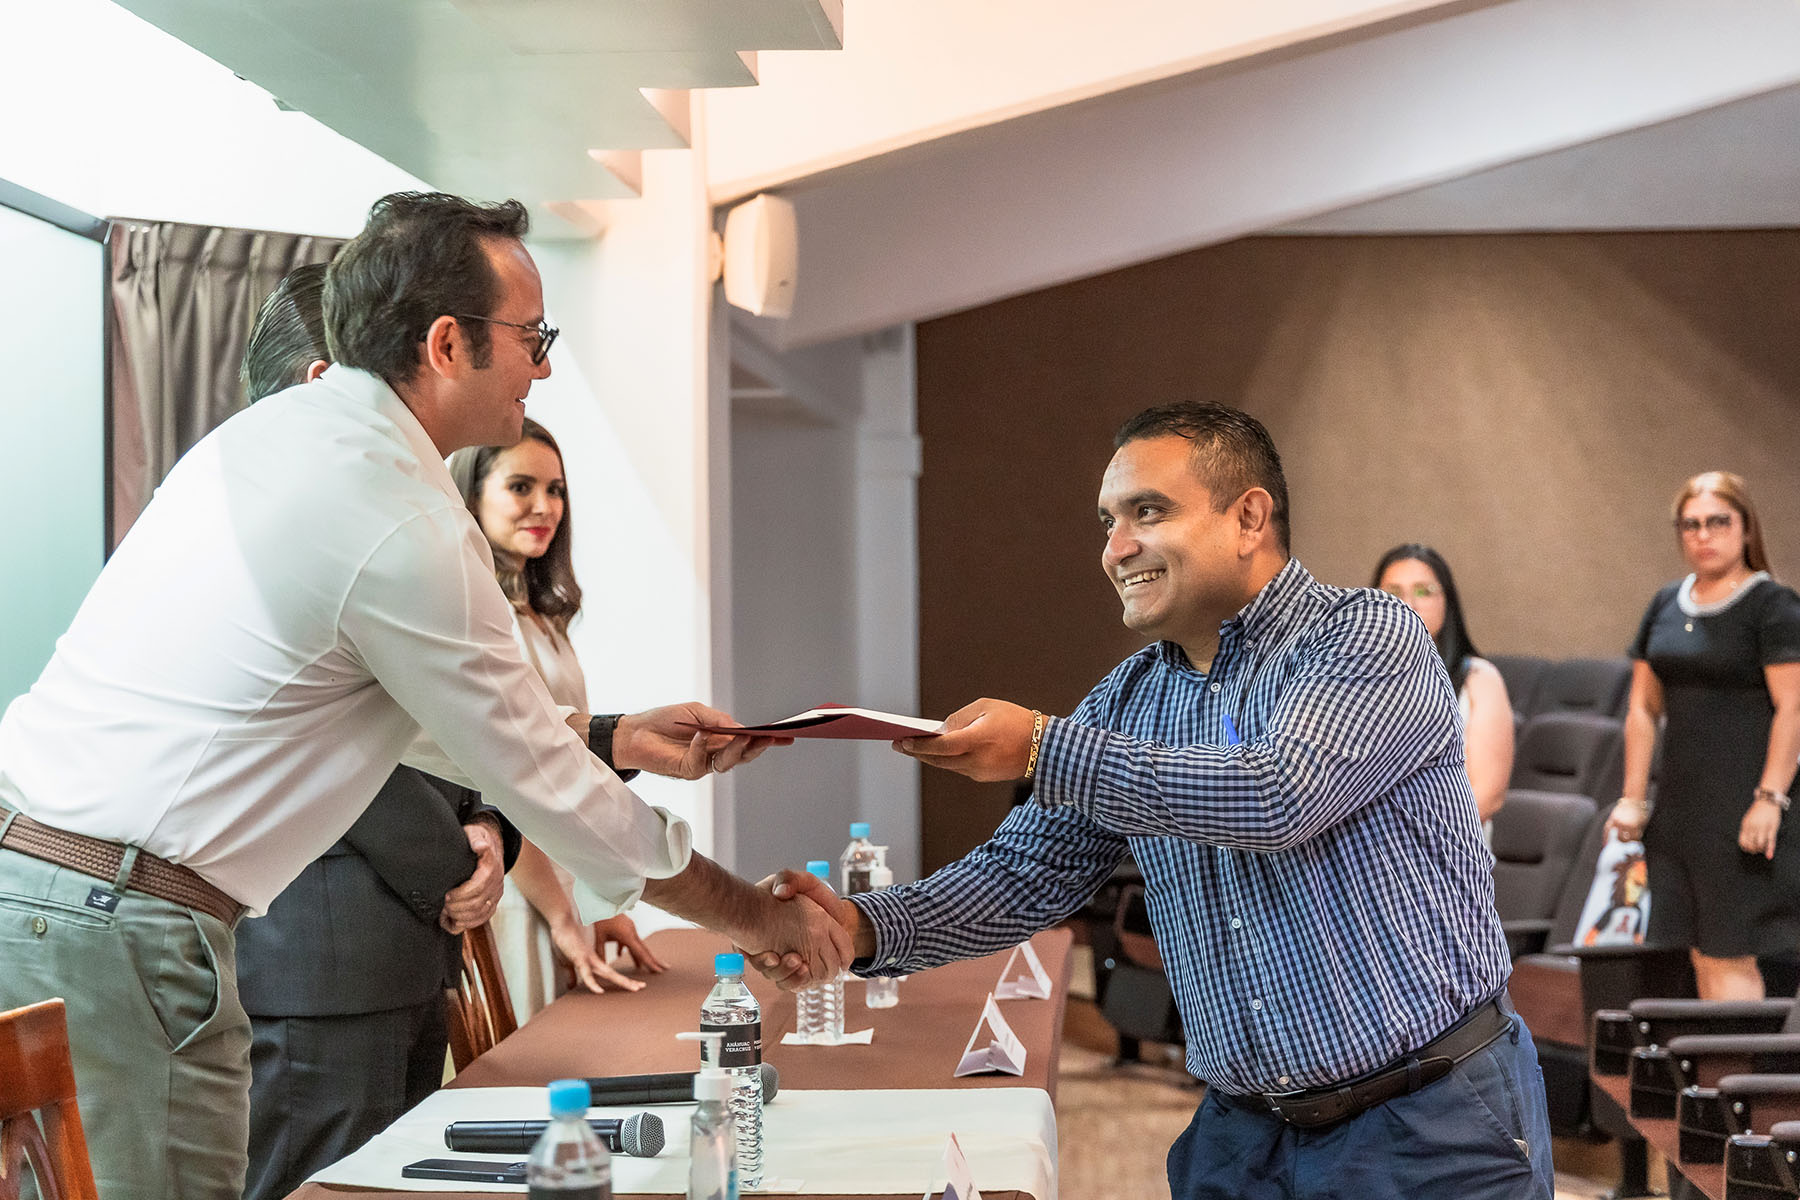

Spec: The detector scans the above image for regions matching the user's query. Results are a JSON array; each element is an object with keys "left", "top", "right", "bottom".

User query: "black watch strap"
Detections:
[{"left": 586, "top": 713, "right": 640, "bottom": 782}]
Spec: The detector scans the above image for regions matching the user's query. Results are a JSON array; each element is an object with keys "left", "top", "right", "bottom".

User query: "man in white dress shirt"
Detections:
[{"left": 0, "top": 192, "right": 845, "bottom": 1200}]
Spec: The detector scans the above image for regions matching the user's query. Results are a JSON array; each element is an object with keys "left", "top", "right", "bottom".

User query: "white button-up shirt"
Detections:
[{"left": 0, "top": 366, "right": 690, "bottom": 915}]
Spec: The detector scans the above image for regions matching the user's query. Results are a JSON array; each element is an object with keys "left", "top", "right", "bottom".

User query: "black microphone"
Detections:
[
  {"left": 444, "top": 1113, "right": 664, "bottom": 1157},
  {"left": 581, "top": 1063, "right": 779, "bottom": 1106}
]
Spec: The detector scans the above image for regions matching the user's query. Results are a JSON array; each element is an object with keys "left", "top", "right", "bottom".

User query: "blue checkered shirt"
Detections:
[{"left": 854, "top": 558, "right": 1510, "bottom": 1094}]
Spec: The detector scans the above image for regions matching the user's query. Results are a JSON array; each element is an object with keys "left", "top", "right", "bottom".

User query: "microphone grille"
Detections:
[
  {"left": 621, "top": 1111, "right": 665, "bottom": 1158},
  {"left": 759, "top": 1062, "right": 780, "bottom": 1103}
]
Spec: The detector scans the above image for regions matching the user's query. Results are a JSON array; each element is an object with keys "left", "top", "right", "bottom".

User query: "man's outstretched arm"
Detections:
[{"left": 641, "top": 852, "right": 853, "bottom": 988}]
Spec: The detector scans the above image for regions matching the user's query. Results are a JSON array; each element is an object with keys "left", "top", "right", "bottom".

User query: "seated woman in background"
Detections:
[
  {"left": 1605, "top": 471, "right": 1800, "bottom": 1001},
  {"left": 1371, "top": 544, "right": 1513, "bottom": 823},
  {"left": 450, "top": 419, "right": 670, "bottom": 1019}
]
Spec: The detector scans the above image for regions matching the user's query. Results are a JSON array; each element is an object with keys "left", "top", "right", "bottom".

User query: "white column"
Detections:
[{"left": 852, "top": 325, "right": 923, "bottom": 882}]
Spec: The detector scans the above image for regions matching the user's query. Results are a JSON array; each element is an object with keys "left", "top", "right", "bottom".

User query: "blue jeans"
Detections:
[{"left": 1168, "top": 1009, "right": 1554, "bottom": 1199}]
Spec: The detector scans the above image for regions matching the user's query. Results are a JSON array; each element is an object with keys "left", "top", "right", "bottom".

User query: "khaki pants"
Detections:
[{"left": 0, "top": 843, "right": 251, "bottom": 1200}]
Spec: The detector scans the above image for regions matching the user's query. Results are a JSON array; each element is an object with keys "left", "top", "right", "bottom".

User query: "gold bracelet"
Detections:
[{"left": 1023, "top": 710, "right": 1046, "bottom": 780}]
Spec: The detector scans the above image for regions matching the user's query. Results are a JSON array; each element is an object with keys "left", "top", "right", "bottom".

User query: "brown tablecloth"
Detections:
[{"left": 293, "top": 925, "right": 1072, "bottom": 1200}]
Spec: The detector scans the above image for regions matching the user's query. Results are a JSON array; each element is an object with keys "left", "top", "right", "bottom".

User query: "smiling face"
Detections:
[
  {"left": 1676, "top": 490, "right": 1747, "bottom": 577},
  {"left": 1098, "top": 435, "right": 1250, "bottom": 657},
  {"left": 1376, "top": 557, "right": 1447, "bottom": 639},
  {"left": 455, "top": 238, "right": 553, "bottom": 449},
  {"left": 475, "top": 437, "right": 566, "bottom": 564}
]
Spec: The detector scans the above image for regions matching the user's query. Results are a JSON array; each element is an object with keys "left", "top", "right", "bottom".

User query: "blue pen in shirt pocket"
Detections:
[{"left": 1221, "top": 713, "right": 1241, "bottom": 746}]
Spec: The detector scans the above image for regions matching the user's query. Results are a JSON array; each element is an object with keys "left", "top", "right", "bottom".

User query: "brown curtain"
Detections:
[{"left": 107, "top": 220, "right": 344, "bottom": 550}]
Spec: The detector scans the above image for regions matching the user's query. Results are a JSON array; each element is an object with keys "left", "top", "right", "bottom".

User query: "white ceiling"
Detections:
[
  {"left": 109, "top": 0, "right": 842, "bottom": 204},
  {"left": 109, "top": 0, "right": 1800, "bottom": 344},
  {"left": 1278, "top": 85, "right": 1800, "bottom": 235}
]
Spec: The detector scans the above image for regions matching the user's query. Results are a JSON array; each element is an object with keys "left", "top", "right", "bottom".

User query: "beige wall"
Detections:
[{"left": 915, "top": 230, "right": 1800, "bottom": 870}]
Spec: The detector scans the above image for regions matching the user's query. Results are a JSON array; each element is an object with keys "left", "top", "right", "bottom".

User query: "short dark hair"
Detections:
[
  {"left": 324, "top": 192, "right": 530, "bottom": 388},
  {"left": 447, "top": 417, "right": 583, "bottom": 632},
  {"left": 1114, "top": 402, "right": 1291, "bottom": 552},
  {"left": 242, "top": 262, "right": 330, "bottom": 403},
  {"left": 1370, "top": 543, "right": 1480, "bottom": 692}
]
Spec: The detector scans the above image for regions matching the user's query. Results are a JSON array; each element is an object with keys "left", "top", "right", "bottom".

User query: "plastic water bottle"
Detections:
[
  {"left": 796, "top": 860, "right": 845, "bottom": 1043},
  {"left": 676, "top": 1032, "right": 738, "bottom": 1200},
  {"left": 840, "top": 821, "right": 883, "bottom": 896},
  {"left": 863, "top": 863, "right": 900, "bottom": 1009},
  {"left": 526, "top": 1078, "right": 612, "bottom": 1200},
  {"left": 700, "top": 952, "right": 764, "bottom": 1188}
]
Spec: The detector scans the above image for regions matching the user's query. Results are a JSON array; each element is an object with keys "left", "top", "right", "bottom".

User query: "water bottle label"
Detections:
[
  {"left": 700, "top": 1020, "right": 761, "bottom": 1067},
  {"left": 845, "top": 867, "right": 873, "bottom": 895}
]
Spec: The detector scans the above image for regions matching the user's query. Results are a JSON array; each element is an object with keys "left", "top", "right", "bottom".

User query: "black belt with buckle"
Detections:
[{"left": 1233, "top": 994, "right": 1515, "bottom": 1131}]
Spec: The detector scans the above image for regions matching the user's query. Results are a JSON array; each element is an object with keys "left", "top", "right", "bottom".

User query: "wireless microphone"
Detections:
[
  {"left": 580, "top": 1062, "right": 779, "bottom": 1106},
  {"left": 444, "top": 1112, "right": 665, "bottom": 1157}
]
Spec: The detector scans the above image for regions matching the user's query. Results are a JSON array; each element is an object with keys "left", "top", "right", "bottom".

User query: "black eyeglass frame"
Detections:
[{"left": 445, "top": 313, "right": 559, "bottom": 365}]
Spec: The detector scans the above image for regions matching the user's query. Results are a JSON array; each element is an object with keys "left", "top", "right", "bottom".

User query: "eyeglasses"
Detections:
[
  {"left": 449, "top": 314, "right": 559, "bottom": 365},
  {"left": 1674, "top": 513, "right": 1735, "bottom": 536},
  {"left": 1382, "top": 583, "right": 1443, "bottom": 601}
]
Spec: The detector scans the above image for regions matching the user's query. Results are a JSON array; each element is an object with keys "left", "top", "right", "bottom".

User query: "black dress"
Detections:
[
  {"left": 1641, "top": 575, "right": 1800, "bottom": 957},
  {"left": 1634, "top": 576, "right": 1800, "bottom": 957}
]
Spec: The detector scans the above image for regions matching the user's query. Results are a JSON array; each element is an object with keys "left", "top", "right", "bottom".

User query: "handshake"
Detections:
[{"left": 734, "top": 867, "right": 878, "bottom": 991}]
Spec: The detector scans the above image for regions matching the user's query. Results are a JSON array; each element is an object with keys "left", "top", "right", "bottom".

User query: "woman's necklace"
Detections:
[{"left": 1681, "top": 568, "right": 1763, "bottom": 631}]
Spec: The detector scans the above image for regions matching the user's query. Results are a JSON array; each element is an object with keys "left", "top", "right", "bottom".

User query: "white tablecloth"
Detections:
[{"left": 308, "top": 1086, "right": 1057, "bottom": 1198}]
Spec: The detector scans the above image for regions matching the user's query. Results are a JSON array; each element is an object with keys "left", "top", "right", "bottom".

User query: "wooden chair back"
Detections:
[
  {"left": 0, "top": 999, "right": 98, "bottom": 1200},
  {"left": 445, "top": 921, "right": 518, "bottom": 1072}
]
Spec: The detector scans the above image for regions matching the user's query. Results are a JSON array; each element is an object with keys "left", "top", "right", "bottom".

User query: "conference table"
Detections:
[{"left": 291, "top": 925, "right": 1073, "bottom": 1200}]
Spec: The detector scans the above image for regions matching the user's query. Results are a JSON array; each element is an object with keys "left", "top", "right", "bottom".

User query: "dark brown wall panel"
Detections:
[{"left": 916, "top": 231, "right": 1800, "bottom": 871}]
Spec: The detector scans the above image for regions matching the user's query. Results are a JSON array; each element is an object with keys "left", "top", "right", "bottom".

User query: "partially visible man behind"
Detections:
[
  {"left": 0, "top": 192, "right": 844, "bottom": 1200},
  {"left": 775, "top": 402, "right": 1553, "bottom": 1199}
]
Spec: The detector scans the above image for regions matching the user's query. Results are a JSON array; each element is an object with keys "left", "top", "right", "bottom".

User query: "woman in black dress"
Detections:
[{"left": 1606, "top": 471, "right": 1800, "bottom": 1000}]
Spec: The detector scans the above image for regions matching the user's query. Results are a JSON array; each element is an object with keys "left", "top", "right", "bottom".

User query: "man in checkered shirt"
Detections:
[{"left": 773, "top": 401, "right": 1553, "bottom": 1199}]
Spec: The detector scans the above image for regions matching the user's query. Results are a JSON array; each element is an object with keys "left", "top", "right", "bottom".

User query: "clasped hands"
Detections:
[{"left": 735, "top": 867, "right": 872, "bottom": 990}]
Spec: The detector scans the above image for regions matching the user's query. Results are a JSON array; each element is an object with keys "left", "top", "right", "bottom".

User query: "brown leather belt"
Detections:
[
  {"left": 1230, "top": 994, "right": 1515, "bottom": 1131},
  {"left": 0, "top": 808, "right": 245, "bottom": 927}
]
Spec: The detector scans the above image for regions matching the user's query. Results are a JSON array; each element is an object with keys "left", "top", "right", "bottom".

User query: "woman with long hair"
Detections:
[
  {"left": 450, "top": 419, "right": 670, "bottom": 1016},
  {"left": 1605, "top": 472, "right": 1800, "bottom": 1000},
  {"left": 1371, "top": 544, "right": 1513, "bottom": 822}
]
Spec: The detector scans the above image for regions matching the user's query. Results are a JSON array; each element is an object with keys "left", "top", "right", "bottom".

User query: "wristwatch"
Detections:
[
  {"left": 1755, "top": 786, "right": 1791, "bottom": 812},
  {"left": 586, "top": 713, "right": 640, "bottom": 782}
]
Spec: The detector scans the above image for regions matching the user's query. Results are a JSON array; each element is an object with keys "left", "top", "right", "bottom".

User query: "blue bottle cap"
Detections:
[
  {"left": 806, "top": 860, "right": 831, "bottom": 878},
  {"left": 849, "top": 822, "right": 871, "bottom": 839},
  {"left": 714, "top": 952, "right": 745, "bottom": 975},
  {"left": 547, "top": 1078, "right": 590, "bottom": 1116}
]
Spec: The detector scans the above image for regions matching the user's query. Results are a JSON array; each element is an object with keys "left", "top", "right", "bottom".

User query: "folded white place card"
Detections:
[
  {"left": 953, "top": 994, "right": 1026, "bottom": 1078},
  {"left": 993, "top": 941, "right": 1052, "bottom": 1001},
  {"left": 922, "top": 1132, "right": 982, "bottom": 1200}
]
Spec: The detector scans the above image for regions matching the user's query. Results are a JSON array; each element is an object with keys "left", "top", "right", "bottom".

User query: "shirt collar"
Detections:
[
  {"left": 1233, "top": 556, "right": 1311, "bottom": 645},
  {"left": 1152, "top": 556, "right": 1312, "bottom": 671},
  {"left": 312, "top": 365, "right": 463, "bottom": 506}
]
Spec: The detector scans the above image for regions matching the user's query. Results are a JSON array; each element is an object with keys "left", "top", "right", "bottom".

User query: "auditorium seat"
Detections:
[
  {"left": 1532, "top": 657, "right": 1634, "bottom": 719},
  {"left": 1490, "top": 653, "right": 1550, "bottom": 717},
  {"left": 1511, "top": 711, "right": 1625, "bottom": 804},
  {"left": 1492, "top": 789, "right": 1599, "bottom": 959}
]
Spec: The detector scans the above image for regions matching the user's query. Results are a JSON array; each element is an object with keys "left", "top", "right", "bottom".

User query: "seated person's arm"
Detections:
[{"left": 1461, "top": 660, "right": 1513, "bottom": 822}]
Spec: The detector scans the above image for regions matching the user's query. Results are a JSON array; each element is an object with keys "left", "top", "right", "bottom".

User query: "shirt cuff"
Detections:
[
  {"left": 1033, "top": 716, "right": 1106, "bottom": 812},
  {"left": 846, "top": 889, "right": 918, "bottom": 976}
]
